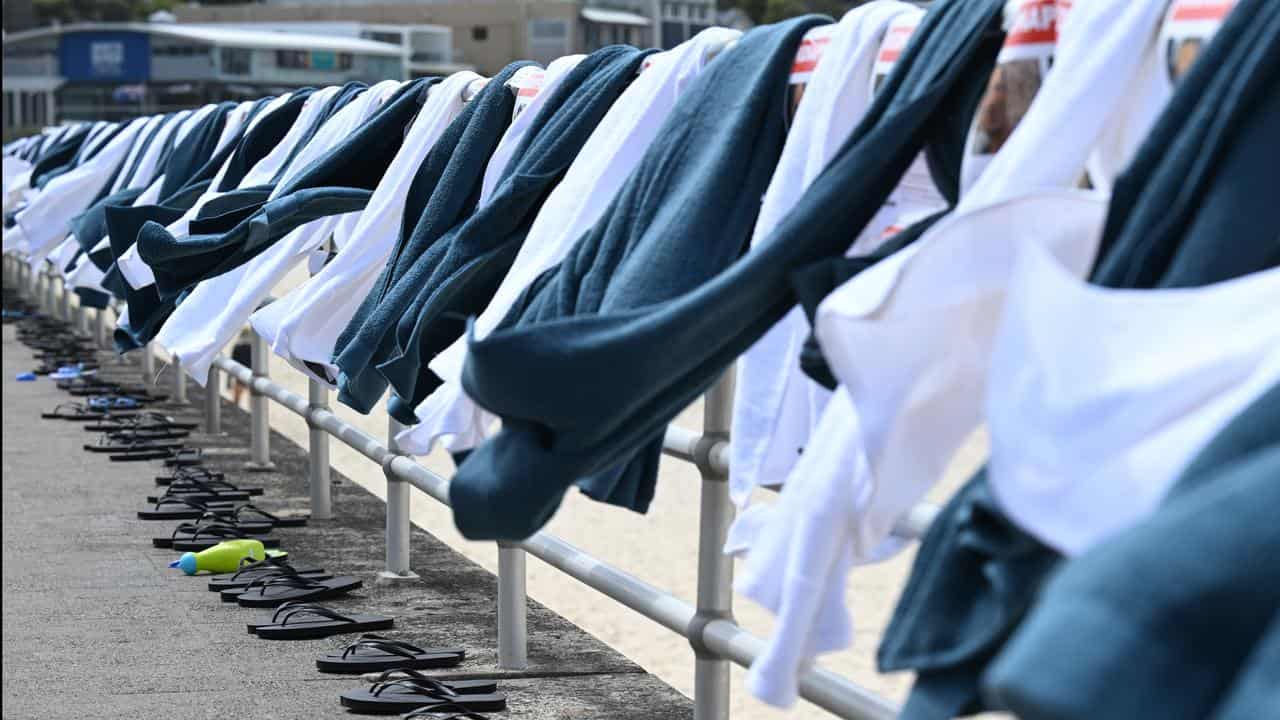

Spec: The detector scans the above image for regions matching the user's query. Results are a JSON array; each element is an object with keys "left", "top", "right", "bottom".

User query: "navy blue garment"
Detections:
[
  {"left": 210, "top": 89, "right": 313, "bottom": 194},
  {"left": 982, "top": 384, "right": 1280, "bottom": 720},
  {"left": 99, "top": 103, "right": 245, "bottom": 351},
  {"left": 155, "top": 102, "right": 240, "bottom": 202},
  {"left": 27, "top": 124, "right": 91, "bottom": 187},
  {"left": 368, "top": 47, "right": 653, "bottom": 424},
  {"left": 329, "top": 61, "right": 535, "bottom": 412},
  {"left": 192, "top": 82, "right": 367, "bottom": 224},
  {"left": 453, "top": 0, "right": 1004, "bottom": 541},
  {"left": 134, "top": 79, "right": 435, "bottom": 303},
  {"left": 878, "top": 3, "right": 1280, "bottom": 716},
  {"left": 1209, "top": 611, "right": 1280, "bottom": 720},
  {"left": 69, "top": 113, "right": 190, "bottom": 309},
  {"left": 33, "top": 123, "right": 124, "bottom": 190}
]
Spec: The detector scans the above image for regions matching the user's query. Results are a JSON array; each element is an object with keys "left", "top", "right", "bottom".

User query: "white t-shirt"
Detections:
[
  {"left": 116, "top": 100, "right": 259, "bottom": 289},
  {"left": 15, "top": 116, "right": 150, "bottom": 268},
  {"left": 398, "top": 28, "right": 744, "bottom": 456},
  {"left": 249, "top": 71, "right": 481, "bottom": 381},
  {"left": 809, "top": 0, "right": 1215, "bottom": 575},
  {"left": 727, "top": 1, "right": 929, "bottom": 534},
  {"left": 66, "top": 110, "right": 194, "bottom": 294},
  {"left": 155, "top": 82, "right": 403, "bottom": 382},
  {"left": 988, "top": 242, "right": 1280, "bottom": 556}
]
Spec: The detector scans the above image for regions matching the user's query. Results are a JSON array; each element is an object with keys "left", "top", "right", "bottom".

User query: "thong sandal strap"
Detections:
[
  {"left": 341, "top": 638, "right": 428, "bottom": 660},
  {"left": 270, "top": 603, "right": 356, "bottom": 626},
  {"left": 230, "top": 555, "right": 290, "bottom": 579},
  {"left": 152, "top": 497, "right": 212, "bottom": 511},
  {"left": 369, "top": 678, "right": 459, "bottom": 700}
]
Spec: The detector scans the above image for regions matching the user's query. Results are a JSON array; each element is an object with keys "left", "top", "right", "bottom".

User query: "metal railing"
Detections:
[{"left": 9, "top": 255, "right": 938, "bottom": 720}]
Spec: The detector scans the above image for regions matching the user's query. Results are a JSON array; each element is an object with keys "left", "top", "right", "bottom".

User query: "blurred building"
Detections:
[
  {"left": 1, "top": 21, "right": 451, "bottom": 135},
  {"left": 174, "top": 1, "right": 720, "bottom": 72}
]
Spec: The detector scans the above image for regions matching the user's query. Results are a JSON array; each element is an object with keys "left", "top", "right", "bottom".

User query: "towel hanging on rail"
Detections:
[
  {"left": 453, "top": 0, "right": 1001, "bottom": 541},
  {"left": 250, "top": 69, "right": 484, "bottom": 385}
]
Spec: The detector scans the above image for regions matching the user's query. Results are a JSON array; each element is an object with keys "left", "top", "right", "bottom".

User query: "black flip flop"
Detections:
[
  {"left": 163, "top": 449, "right": 203, "bottom": 466},
  {"left": 339, "top": 670, "right": 505, "bottom": 715},
  {"left": 138, "top": 497, "right": 237, "bottom": 521},
  {"left": 235, "top": 575, "right": 362, "bottom": 608},
  {"left": 208, "top": 563, "right": 329, "bottom": 592},
  {"left": 41, "top": 402, "right": 135, "bottom": 421},
  {"left": 87, "top": 413, "right": 198, "bottom": 432},
  {"left": 85, "top": 438, "right": 185, "bottom": 453},
  {"left": 147, "top": 489, "right": 252, "bottom": 504},
  {"left": 155, "top": 468, "right": 226, "bottom": 486},
  {"left": 317, "top": 636, "right": 465, "bottom": 674},
  {"left": 173, "top": 537, "right": 281, "bottom": 553},
  {"left": 155, "top": 520, "right": 277, "bottom": 548},
  {"left": 219, "top": 565, "right": 334, "bottom": 601},
  {"left": 208, "top": 504, "right": 308, "bottom": 528},
  {"left": 250, "top": 602, "right": 393, "bottom": 639}
]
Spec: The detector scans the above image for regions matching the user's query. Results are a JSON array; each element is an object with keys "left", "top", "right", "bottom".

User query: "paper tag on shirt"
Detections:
[
  {"left": 959, "top": 0, "right": 1063, "bottom": 192},
  {"left": 859, "top": 12, "right": 947, "bottom": 252},
  {"left": 871, "top": 14, "right": 918, "bottom": 96},
  {"left": 506, "top": 67, "right": 546, "bottom": 120},
  {"left": 790, "top": 24, "right": 836, "bottom": 85},
  {"left": 1160, "top": 0, "right": 1237, "bottom": 83}
]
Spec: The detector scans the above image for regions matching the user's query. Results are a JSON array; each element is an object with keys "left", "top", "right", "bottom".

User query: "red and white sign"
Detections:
[
  {"left": 790, "top": 24, "right": 836, "bottom": 85},
  {"left": 506, "top": 66, "right": 546, "bottom": 116},
  {"left": 871, "top": 14, "right": 920, "bottom": 94},
  {"left": 1005, "top": 0, "right": 1059, "bottom": 48},
  {"left": 1170, "top": 0, "right": 1236, "bottom": 23}
]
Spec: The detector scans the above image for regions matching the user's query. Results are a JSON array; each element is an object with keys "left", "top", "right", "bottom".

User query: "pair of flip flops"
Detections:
[
  {"left": 85, "top": 437, "right": 185, "bottom": 454},
  {"left": 139, "top": 499, "right": 305, "bottom": 525},
  {"left": 154, "top": 521, "right": 281, "bottom": 552},
  {"left": 232, "top": 573, "right": 363, "bottom": 608},
  {"left": 42, "top": 402, "right": 138, "bottom": 421},
  {"left": 215, "top": 562, "right": 333, "bottom": 602},
  {"left": 87, "top": 412, "right": 195, "bottom": 433},
  {"left": 146, "top": 478, "right": 262, "bottom": 504},
  {"left": 246, "top": 602, "right": 392, "bottom": 639},
  {"left": 340, "top": 669, "right": 505, "bottom": 715}
]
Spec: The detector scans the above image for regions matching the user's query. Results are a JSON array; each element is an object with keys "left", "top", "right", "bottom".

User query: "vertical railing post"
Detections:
[
  {"left": 58, "top": 276, "right": 70, "bottom": 323},
  {"left": 380, "top": 417, "right": 416, "bottom": 580},
  {"left": 171, "top": 354, "right": 187, "bottom": 404},
  {"left": 95, "top": 307, "right": 108, "bottom": 349},
  {"left": 246, "top": 330, "right": 274, "bottom": 470},
  {"left": 307, "top": 378, "right": 332, "bottom": 520},
  {"left": 690, "top": 370, "right": 736, "bottom": 720},
  {"left": 497, "top": 542, "right": 529, "bottom": 670},
  {"left": 141, "top": 343, "right": 156, "bottom": 387},
  {"left": 44, "top": 270, "right": 55, "bottom": 316},
  {"left": 205, "top": 364, "right": 222, "bottom": 434}
]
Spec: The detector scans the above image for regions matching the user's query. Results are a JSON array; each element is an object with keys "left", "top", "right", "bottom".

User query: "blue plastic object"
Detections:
[{"left": 16, "top": 372, "right": 36, "bottom": 381}]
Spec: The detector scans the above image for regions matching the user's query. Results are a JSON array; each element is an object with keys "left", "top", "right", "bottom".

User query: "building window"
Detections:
[
  {"left": 338, "top": 53, "right": 353, "bottom": 71},
  {"left": 221, "top": 47, "right": 251, "bottom": 75},
  {"left": 472, "top": 26, "right": 489, "bottom": 42},
  {"left": 530, "top": 19, "right": 568, "bottom": 40},
  {"left": 276, "top": 50, "right": 308, "bottom": 69}
]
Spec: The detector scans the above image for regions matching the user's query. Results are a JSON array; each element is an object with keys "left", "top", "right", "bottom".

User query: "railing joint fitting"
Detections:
[
  {"left": 687, "top": 610, "right": 734, "bottom": 660},
  {"left": 693, "top": 431, "right": 728, "bottom": 481}
]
